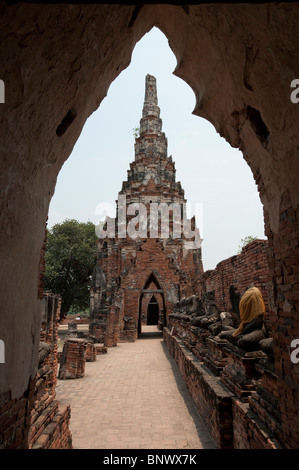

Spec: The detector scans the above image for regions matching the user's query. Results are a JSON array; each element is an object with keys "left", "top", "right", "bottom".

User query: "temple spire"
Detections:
[
  {"left": 134, "top": 74, "right": 168, "bottom": 160},
  {"left": 139, "top": 74, "right": 162, "bottom": 136},
  {"left": 142, "top": 74, "right": 160, "bottom": 119}
]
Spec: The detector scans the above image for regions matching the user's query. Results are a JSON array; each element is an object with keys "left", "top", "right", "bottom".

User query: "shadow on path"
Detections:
[{"left": 159, "top": 339, "right": 216, "bottom": 449}]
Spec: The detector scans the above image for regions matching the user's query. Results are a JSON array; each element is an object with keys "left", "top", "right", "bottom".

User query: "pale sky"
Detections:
[{"left": 47, "top": 27, "right": 266, "bottom": 271}]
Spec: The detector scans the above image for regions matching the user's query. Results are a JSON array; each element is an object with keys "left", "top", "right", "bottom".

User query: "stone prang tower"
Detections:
[{"left": 90, "top": 74, "right": 203, "bottom": 345}]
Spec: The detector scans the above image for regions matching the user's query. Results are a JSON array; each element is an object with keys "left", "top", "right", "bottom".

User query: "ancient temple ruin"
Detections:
[
  {"left": 90, "top": 74, "right": 204, "bottom": 345},
  {"left": 1, "top": 2, "right": 299, "bottom": 450}
]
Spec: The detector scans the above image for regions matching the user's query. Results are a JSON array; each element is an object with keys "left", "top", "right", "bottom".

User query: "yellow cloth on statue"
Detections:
[{"left": 232, "top": 287, "right": 266, "bottom": 337}]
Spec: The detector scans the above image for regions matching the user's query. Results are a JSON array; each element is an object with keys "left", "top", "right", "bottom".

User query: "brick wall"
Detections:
[
  {"left": 163, "top": 328, "right": 232, "bottom": 449},
  {"left": 29, "top": 292, "right": 72, "bottom": 448},
  {"left": 0, "top": 292, "right": 73, "bottom": 449},
  {"left": 0, "top": 381, "right": 35, "bottom": 449},
  {"left": 203, "top": 239, "right": 270, "bottom": 329},
  {"left": 264, "top": 191, "right": 299, "bottom": 448},
  {"left": 164, "top": 325, "right": 285, "bottom": 449}
]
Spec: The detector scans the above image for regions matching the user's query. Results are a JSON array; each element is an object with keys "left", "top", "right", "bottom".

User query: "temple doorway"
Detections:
[
  {"left": 147, "top": 296, "right": 159, "bottom": 325},
  {"left": 138, "top": 271, "right": 167, "bottom": 335}
]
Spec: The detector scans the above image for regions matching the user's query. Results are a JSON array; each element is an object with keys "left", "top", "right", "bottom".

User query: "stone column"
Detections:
[
  {"left": 58, "top": 339, "right": 87, "bottom": 380},
  {"left": 105, "top": 306, "right": 120, "bottom": 347}
]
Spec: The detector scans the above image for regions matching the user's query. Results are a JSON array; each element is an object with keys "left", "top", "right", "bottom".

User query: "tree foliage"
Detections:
[
  {"left": 237, "top": 235, "right": 257, "bottom": 254},
  {"left": 132, "top": 127, "right": 140, "bottom": 138},
  {"left": 44, "top": 219, "right": 97, "bottom": 316}
]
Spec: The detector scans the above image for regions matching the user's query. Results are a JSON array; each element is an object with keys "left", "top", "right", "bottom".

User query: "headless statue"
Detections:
[{"left": 219, "top": 286, "right": 267, "bottom": 351}]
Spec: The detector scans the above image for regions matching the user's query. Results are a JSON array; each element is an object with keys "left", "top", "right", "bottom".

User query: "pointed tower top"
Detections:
[
  {"left": 142, "top": 74, "right": 160, "bottom": 120},
  {"left": 134, "top": 73, "right": 167, "bottom": 161}
]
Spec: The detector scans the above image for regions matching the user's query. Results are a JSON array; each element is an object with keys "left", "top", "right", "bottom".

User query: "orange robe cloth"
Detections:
[{"left": 232, "top": 287, "right": 266, "bottom": 337}]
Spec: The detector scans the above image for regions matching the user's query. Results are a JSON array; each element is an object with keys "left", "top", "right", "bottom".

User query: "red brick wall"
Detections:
[
  {"left": 30, "top": 293, "right": 73, "bottom": 448},
  {"left": 264, "top": 191, "right": 299, "bottom": 448},
  {"left": 232, "top": 398, "right": 282, "bottom": 449},
  {"left": 0, "top": 292, "right": 73, "bottom": 449},
  {"left": 0, "top": 380, "right": 35, "bottom": 449},
  {"left": 203, "top": 239, "right": 269, "bottom": 321},
  {"left": 163, "top": 327, "right": 232, "bottom": 448}
]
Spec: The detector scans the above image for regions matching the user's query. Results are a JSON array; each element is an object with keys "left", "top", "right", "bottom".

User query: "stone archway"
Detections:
[
  {"left": 138, "top": 271, "right": 166, "bottom": 334},
  {"left": 0, "top": 2, "right": 299, "bottom": 448}
]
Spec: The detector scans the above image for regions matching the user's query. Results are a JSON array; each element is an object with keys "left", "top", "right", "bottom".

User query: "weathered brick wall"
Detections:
[
  {"left": 29, "top": 292, "right": 72, "bottom": 449},
  {"left": 0, "top": 380, "right": 35, "bottom": 449},
  {"left": 163, "top": 327, "right": 232, "bottom": 449},
  {"left": 264, "top": 191, "right": 299, "bottom": 448},
  {"left": 203, "top": 239, "right": 269, "bottom": 318},
  {"left": 0, "top": 292, "right": 73, "bottom": 449},
  {"left": 28, "top": 364, "right": 72, "bottom": 449},
  {"left": 232, "top": 398, "right": 282, "bottom": 449},
  {"left": 164, "top": 325, "right": 285, "bottom": 449}
]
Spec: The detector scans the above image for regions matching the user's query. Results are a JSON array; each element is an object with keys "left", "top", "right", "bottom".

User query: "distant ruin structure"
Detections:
[{"left": 90, "top": 74, "right": 204, "bottom": 345}]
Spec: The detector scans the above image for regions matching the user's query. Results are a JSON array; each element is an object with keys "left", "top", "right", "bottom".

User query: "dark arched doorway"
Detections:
[
  {"left": 138, "top": 271, "right": 167, "bottom": 335},
  {"left": 147, "top": 295, "right": 159, "bottom": 325}
]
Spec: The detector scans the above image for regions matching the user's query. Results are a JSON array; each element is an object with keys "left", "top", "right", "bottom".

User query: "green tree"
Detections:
[
  {"left": 44, "top": 219, "right": 97, "bottom": 317},
  {"left": 237, "top": 235, "right": 257, "bottom": 254}
]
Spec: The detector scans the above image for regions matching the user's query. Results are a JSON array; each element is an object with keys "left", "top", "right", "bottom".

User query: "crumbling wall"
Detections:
[
  {"left": 28, "top": 293, "right": 72, "bottom": 449},
  {"left": 203, "top": 239, "right": 269, "bottom": 316}
]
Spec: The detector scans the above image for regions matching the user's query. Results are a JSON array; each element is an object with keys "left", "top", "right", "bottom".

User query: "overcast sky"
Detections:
[{"left": 47, "top": 27, "right": 266, "bottom": 271}]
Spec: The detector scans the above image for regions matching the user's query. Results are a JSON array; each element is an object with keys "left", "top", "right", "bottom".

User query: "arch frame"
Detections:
[{"left": 138, "top": 270, "right": 167, "bottom": 334}]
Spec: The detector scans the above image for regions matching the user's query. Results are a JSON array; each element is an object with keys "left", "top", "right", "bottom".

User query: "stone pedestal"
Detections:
[
  {"left": 192, "top": 329, "right": 210, "bottom": 360},
  {"left": 119, "top": 316, "right": 137, "bottom": 342},
  {"left": 220, "top": 344, "right": 266, "bottom": 401},
  {"left": 85, "top": 342, "right": 97, "bottom": 362},
  {"left": 248, "top": 358, "right": 283, "bottom": 444},
  {"left": 89, "top": 305, "right": 109, "bottom": 342},
  {"left": 94, "top": 343, "right": 108, "bottom": 355},
  {"left": 204, "top": 337, "right": 229, "bottom": 375},
  {"left": 58, "top": 339, "right": 87, "bottom": 379},
  {"left": 168, "top": 317, "right": 211, "bottom": 361}
]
